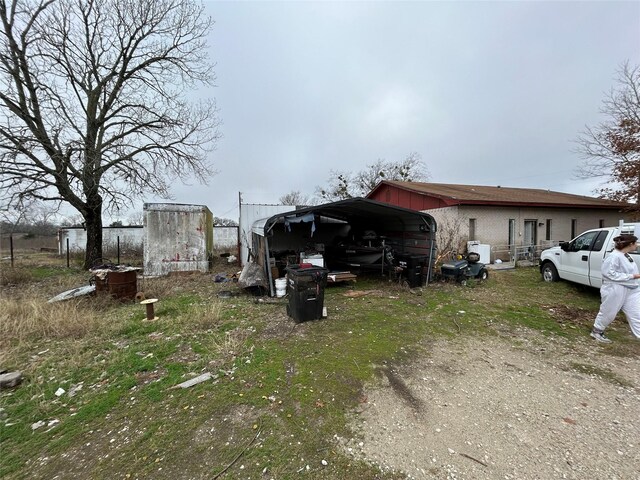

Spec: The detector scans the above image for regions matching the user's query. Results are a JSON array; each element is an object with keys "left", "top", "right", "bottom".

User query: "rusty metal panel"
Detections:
[{"left": 143, "top": 203, "right": 213, "bottom": 276}]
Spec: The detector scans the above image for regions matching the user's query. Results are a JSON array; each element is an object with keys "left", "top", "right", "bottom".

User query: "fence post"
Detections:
[
  {"left": 117, "top": 236, "right": 120, "bottom": 265},
  {"left": 66, "top": 238, "right": 70, "bottom": 268},
  {"left": 10, "top": 234, "right": 14, "bottom": 268}
]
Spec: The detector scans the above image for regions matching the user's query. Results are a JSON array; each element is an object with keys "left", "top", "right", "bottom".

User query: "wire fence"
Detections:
[{"left": 490, "top": 241, "right": 560, "bottom": 267}]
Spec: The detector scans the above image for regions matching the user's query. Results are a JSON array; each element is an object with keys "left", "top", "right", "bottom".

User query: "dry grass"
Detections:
[
  {"left": 0, "top": 297, "right": 107, "bottom": 346},
  {"left": 137, "top": 275, "right": 180, "bottom": 299},
  {"left": 0, "top": 266, "right": 33, "bottom": 286},
  {"left": 179, "top": 301, "right": 223, "bottom": 331}
]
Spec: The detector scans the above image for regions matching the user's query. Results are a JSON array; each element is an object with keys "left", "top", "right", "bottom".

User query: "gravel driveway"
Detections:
[{"left": 343, "top": 330, "right": 640, "bottom": 480}]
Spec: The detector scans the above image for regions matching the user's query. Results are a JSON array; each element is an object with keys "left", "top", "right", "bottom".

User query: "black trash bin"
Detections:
[
  {"left": 395, "top": 254, "right": 429, "bottom": 288},
  {"left": 286, "top": 265, "right": 329, "bottom": 323}
]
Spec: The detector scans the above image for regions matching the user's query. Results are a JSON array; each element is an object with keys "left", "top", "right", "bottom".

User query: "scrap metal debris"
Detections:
[{"left": 47, "top": 285, "right": 96, "bottom": 303}]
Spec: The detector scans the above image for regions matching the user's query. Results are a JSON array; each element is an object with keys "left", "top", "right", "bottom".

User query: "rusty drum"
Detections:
[{"left": 95, "top": 270, "right": 138, "bottom": 300}]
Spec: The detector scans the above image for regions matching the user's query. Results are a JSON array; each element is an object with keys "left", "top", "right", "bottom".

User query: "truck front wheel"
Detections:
[{"left": 541, "top": 262, "right": 559, "bottom": 282}]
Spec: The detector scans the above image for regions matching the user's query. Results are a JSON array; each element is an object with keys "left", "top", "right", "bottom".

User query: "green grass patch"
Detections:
[{"left": 1, "top": 266, "right": 638, "bottom": 479}]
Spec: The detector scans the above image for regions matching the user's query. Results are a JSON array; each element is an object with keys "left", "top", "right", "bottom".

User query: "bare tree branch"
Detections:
[
  {"left": 316, "top": 152, "right": 430, "bottom": 202},
  {"left": 0, "top": 0, "right": 221, "bottom": 267},
  {"left": 575, "top": 62, "right": 640, "bottom": 211},
  {"left": 279, "top": 190, "right": 315, "bottom": 206}
]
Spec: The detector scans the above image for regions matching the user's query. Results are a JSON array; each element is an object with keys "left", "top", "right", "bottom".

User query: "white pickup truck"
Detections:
[{"left": 539, "top": 223, "right": 640, "bottom": 288}]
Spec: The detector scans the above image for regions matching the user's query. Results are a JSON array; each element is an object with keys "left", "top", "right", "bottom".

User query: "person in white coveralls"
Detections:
[{"left": 591, "top": 234, "right": 640, "bottom": 343}]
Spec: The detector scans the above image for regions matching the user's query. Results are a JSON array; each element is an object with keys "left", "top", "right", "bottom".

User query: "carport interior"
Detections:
[{"left": 251, "top": 198, "right": 437, "bottom": 293}]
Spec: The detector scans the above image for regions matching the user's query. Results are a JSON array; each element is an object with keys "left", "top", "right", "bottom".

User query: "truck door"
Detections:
[
  {"left": 587, "top": 231, "right": 609, "bottom": 288},
  {"left": 561, "top": 231, "right": 601, "bottom": 285}
]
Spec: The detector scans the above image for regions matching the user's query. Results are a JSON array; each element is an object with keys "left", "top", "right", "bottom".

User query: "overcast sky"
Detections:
[{"left": 143, "top": 0, "right": 640, "bottom": 223}]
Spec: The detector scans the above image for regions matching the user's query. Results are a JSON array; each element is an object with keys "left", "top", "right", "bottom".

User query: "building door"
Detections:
[
  {"left": 508, "top": 219, "right": 516, "bottom": 259},
  {"left": 524, "top": 220, "right": 537, "bottom": 247},
  {"left": 523, "top": 220, "right": 538, "bottom": 261}
]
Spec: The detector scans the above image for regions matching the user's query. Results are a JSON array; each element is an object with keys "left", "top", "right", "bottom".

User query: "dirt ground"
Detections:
[{"left": 342, "top": 329, "right": 640, "bottom": 480}]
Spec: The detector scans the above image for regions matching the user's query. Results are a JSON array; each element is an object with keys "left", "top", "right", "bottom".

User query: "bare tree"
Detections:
[
  {"left": 213, "top": 217, "right": 237, "bottom": 226},
  {"left": 434, "top": 211, "right": 468, "bottom": 264},
  {"left": 126, "top": 211, "right": 144, "bottom": 226},
  {"left": 0, "top": 0, "right": 221, "bottom": 268},
  {"left": 59, "top": 213, "right": 85, "bottom": 227},
  {"left": 278, "top": 190, "right": 314, "bottom": 206},
  {"left": 575, "top": 62, "right": 640, "bottom": 212},
  {"left": 0, "top": 197, "right": 59, "bottom": 234},
  {"left": 317, "top": 152, "right": 429, "bottom": 201}
]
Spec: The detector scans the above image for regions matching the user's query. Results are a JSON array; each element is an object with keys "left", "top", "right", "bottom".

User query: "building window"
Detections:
[
  {"left": 508, "top": 219, "right": 515, "bottom": 246},
  {"left": 469, "top": 218, "right": 477, "bottom": 241},
  {"left": 571, "top": 219, "right": 577, "bottom": 239},
  {"left": 599, "top": 219, "right": 605, "bottom": 228},
  {"left": 546, "top": 219, "right": 552, "bottom": 241}
]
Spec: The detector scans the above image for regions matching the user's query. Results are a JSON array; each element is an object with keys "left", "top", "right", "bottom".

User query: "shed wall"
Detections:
[
  {"left": 239, "top": 204, "right": 295, "bottom": 265},
  {"left": 58, "top": 226, "right": 143, "bottom": 255},
  {"left": 143, "top": 204, "right": 213, "bottom": 275},
  {"left": 213, "top": 226, "right": 238, "bottom": 250}
]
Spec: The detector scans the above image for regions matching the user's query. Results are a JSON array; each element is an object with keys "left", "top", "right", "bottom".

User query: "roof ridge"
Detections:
[{"left": 374, "top": 181, "right": 631, "bottom": 207}]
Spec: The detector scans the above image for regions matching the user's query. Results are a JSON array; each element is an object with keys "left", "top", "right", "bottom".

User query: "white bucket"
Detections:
[{"left": 275, "top": 277, "right": 287, "bottom": 297}]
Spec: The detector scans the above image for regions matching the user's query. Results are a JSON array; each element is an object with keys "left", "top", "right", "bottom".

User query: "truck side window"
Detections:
[
  {"left": 573, "top": 232, "right": 598, "bottom": 251},
  {"left": 591, "top": 231, "right": 608, "bottom": 252}
]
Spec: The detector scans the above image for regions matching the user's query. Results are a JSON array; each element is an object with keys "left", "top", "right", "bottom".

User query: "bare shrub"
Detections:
[{"left": 435, "top": 213, "right": 468, "bottom": 263}]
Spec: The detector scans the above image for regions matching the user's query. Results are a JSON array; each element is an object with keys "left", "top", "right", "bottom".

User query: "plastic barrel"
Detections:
[{"left": 275, "top": 277, "right": 287, "bottom": 298}]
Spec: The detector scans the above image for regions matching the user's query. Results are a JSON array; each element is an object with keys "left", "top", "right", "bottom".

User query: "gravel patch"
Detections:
[{"left": 344, "top": 332, "right": 640, "bottom": 480}]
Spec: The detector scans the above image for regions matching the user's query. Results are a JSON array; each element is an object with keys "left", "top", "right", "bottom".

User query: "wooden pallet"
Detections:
[{"left": 327, "top": 271, "right": 357, "bottom": 283}]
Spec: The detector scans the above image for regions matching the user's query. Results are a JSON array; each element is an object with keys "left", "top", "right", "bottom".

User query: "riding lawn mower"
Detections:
[{"left": 440, "top": 251, "right": 489, "bottom": 283}]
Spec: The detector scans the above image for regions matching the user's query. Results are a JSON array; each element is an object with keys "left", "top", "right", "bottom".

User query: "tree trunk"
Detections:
[{"left": 83, "top": 201, "right": 103, "bottom": 270}]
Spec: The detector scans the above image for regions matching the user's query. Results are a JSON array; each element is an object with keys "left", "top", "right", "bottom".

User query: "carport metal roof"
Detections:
[{"left": 253, "top": 197, "right": 437, "bottom": 236}]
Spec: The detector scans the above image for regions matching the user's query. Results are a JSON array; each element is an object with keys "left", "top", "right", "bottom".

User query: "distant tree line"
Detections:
[{"left": 0, "top": 220, "right": 58, "bottom": 237}]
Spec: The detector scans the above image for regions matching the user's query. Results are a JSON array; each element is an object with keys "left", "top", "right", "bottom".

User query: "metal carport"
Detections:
[{"left": 250, "top": 197, "right": 437, "bottom": 296}]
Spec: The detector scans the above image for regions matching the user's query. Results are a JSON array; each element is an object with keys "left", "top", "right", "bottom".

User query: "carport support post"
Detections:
[
  {"left": 66, "top": 238, "right": 70, "bottom": 268},
  {"left": 265, "top": 235, "right": 275, "bottom": 297},
  {"left": 427, "top": 218, "right": 437, "bottom": 285},
  {"left": 117, "top": 236, "right": 120, "bottom": 265},
  {"left": 9, "top": 234, "right": 14, "bottom": 268}
]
